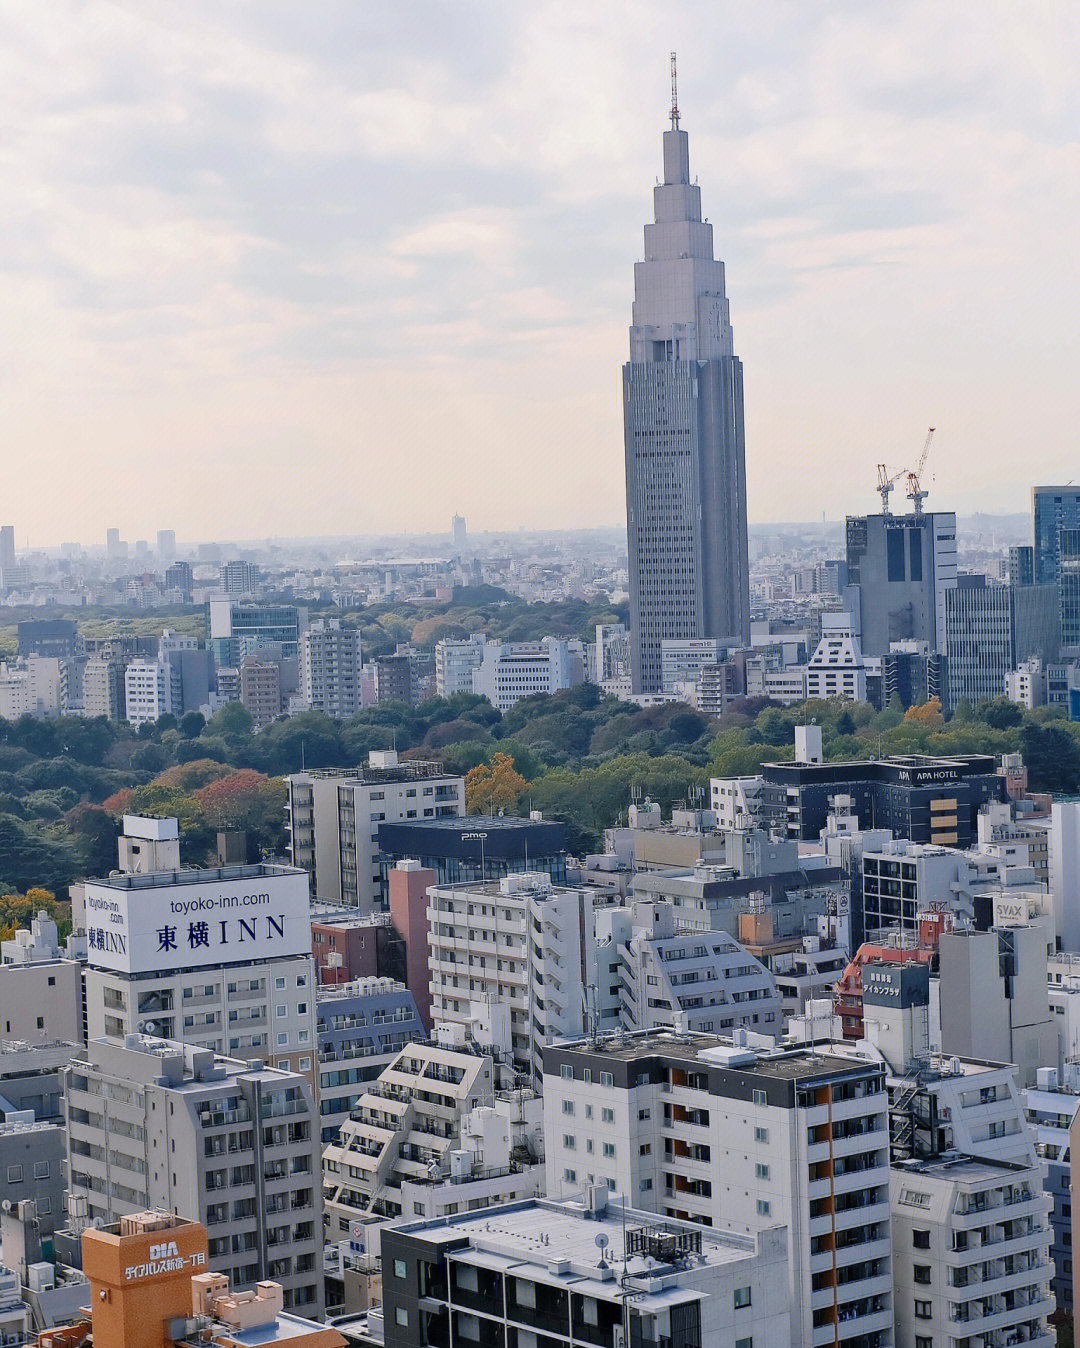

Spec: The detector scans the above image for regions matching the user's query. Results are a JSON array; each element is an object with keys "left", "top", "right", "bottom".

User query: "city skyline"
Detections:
[{"left": 4, "top": 4, "right": 1079, "bottom": 546}]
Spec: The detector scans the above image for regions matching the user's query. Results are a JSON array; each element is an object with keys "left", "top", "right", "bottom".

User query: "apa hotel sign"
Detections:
[{"left": 84, "top": 868, "right": 310, "bottom": 975}]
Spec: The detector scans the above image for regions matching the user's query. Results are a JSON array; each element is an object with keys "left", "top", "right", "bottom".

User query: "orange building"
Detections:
[{"left": 37, "top": 1212, "right": 345, "bottom": 1348}]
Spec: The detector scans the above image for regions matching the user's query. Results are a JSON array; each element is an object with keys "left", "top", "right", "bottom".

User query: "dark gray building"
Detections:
[
  {"left": 944, "top": 574, "right": 1059, "bottom": 708},
  {"left": 843, "top": 510, "right": 957, "bottom": 657},
  {"left": 761, "top": 752, "right": 1005, "bottom": 847},
  {"left": 1033, "top": 485, "right": 1080, "bottom": 586},
  {"left": 377, "top": 814, "right": 568, "bottom": 895},
  {"left": 623, "top": 96, "right": 749, "bottom": 693}
]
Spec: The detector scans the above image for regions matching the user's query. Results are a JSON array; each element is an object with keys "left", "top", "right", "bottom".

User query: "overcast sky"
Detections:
[{"left": 3, "top": 2, "right": 1079, "bottom": 547}]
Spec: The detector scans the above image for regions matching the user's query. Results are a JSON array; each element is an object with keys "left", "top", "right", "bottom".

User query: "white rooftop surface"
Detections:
[{"left": 446, "top": 1202, "right": 758, "bottom": 1296}]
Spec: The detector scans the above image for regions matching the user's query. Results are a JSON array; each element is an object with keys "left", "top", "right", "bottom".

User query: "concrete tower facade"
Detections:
[{"left": 623, "top": 79, "right": 749, "bottom": 693}]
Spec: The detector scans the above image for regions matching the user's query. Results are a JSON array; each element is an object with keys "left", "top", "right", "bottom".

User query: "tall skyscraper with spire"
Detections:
[{"left": 623, "top": 59, "right": 750, "bottom": 693}]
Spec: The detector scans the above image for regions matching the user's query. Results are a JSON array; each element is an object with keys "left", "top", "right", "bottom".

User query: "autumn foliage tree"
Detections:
[
  {"left": 465, "top": 752, "right": 529, "bottom": 814},
  {"left": 904, "top": 697, "right": 945, "bottom": 729}
]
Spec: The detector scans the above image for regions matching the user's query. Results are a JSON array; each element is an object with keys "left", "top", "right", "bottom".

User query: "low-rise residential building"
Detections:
[
  {"left": 890, "top": 1154, "right": 1054, "bottom": 1348},
  {"left": 380, "top": 1193, "right": 790, "bottom": 1348},
  {"left": 322, "top": 1025, "right": 543, "bottom": 1255}
]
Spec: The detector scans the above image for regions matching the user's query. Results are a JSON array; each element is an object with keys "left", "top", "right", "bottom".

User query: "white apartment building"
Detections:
[
  {"left": 286, "top": 750, "right": 465, "bottom": 910},
  {"left": 543, "top": 1030, "right": 893, "bottom": 1348},
  {"left": 124, "top": 657, "right": 172, "bottom": 726},
  {"left": 81, "top": 857, "right": 317, "bottom": 1078},
  {"left": 660, "top": 638, "right": 733, "bottom": 696},
  {"left": 1023, "top": 1064, "right": 1080, "bottom": 1313},
  {"left": 710, "top": 774, "right": 765, "bottom": 830},
  {"left": 301, "top": 619, "right": 364, "bottom": 718},
  {"left": 805, "top": 627, "right": 868, "bottom": 703},
  {"left": 65, "top": 1035, "right": 323, "bottom": 1313},
  {"left": 427, "top": 874, "right": 604, "bottom": 1087},
  {"left": 1007, "top": 657, "right": 1045, "bottom": 709},
  {"left": 596, "top": 900, "right": 783, "bottom": 1037},
  {"left": 322, "top": 1024, "right": 543, "bottom": 1252},
  {"left": 0, "top": 654, "right": 67, "bottom": 718},
  {"left": 890, "top": 1155, "right": 1054, "bottom": 1348},
  {"left": 472, "top": 637, "right": 585, "bottom": 711},
  {"left": 434, "top": 633, "right": 488, "bottom": 698}
]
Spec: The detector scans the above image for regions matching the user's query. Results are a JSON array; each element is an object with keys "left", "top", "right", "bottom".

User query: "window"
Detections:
[
  {"left": 393, "top": 1260, "right": 407, "bottom": 1279},
  {"left": 563, "top": 1135, "right": 576, "bottom": 1150},
  {"left": 752, "top": 1089, "right": 767, "bottom": 1107},
  {"left": 562, "top": 1100, "right": 574, "bottom": 1115},
  {"left": 640, "top": 1178, "right": 653, "bottom": 1191},
  {"left": 7, "top": 1166, "right": 23, "bottom": 1183},
  {"left": 915, "top": 1338, "right": 932, "bottom": 1348},
  {"left": 583, "top": 1069, "right": 592, "bottom": 1084},
  {"left": 564, "top": 1169, "right": 577, "bottom": 1184},
  {"left": 639, "top": 1109, "right": 650, "bottom": 1121},
  {"left": 640, "top": 1144, "right": 651, "bottom": 1156},
  {"left": 277, "top": 1005, "right": 287, "bottom": 1018},
  {"left": 734, "top": 1286, "right": 752, "bottom": 1309},
  {"left": 561, "top": 1065, "right": 573, "bottom": 1080},
  {"left": 736, "top": 1340, "right": 753, "bottom": 1348},
  {"left": 914, "top": 1300, "right": 932, "bottom": 1320},
  {"left": 602, "top": 1108, "right": 614, "bottom": 1123},
  {"left": 602, "top": 1143, "right": 615, "bottom": 1158},
  {"left": 298, "top": 1057, "right": 311, "bottom": 1071},
  {"left": 913, "top": 1265, "right": 931, "bottom": 1285},
  {"left": 600, "top": 1072, "right": 613, "bottom": 1087},
  {"left": 756, "top": 1199, "right": 771, "bottom": 1217},
  {"left": 275, "top": 977, "right": 286, "bottom": 990},
  {"left": 33, "top": 1161, "right": 50, "bottom": 1179},
  {"left": 395, "top": 1308, "right": 409, "bottom": 1328},
  {"left": 753, "top": 1125, "right": 768, "bottom": 1143},
  {"left": 277, "top": 1033, "right": 288, "bottom": 1046},
  {"left": 912, "top": 1229, "right": 931, "bottom": 1250},
  {"left": 585, "top": 1105, "right": 593, "bottom": 1119}
]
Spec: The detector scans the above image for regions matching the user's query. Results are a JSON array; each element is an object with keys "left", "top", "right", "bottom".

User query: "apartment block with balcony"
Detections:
[
  {"left": 64, "top": 1035, "right": 323, "bottom": 1313},
  {"left": 890, "top": 1154, "right": 1054, "bottom": 1348},
  {"left": 321, "top": 1024, "right": 543, "bottom": 1255},
  {"left": 543, "top": 1029, "right": 893, "bottom": 1348},
  {"left": 315, "top": 976, "right": 425, "bottom": 1143},
  {"left": 426, "top": 874, "right": 604, "bottom": 1087},
  {"left": 286, "top": 751, "right": 465, "bottom": 910}
]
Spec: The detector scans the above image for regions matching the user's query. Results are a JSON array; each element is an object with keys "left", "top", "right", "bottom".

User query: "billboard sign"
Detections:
[{"left": 84, "top": 869, "right": 310, "bottom": 975}]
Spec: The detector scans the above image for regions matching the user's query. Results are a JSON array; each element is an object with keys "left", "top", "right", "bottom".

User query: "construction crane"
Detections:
[
  {"left": 906, "top": 427, "right": 935, "bottom": 515},
  {"left": 877, "top": 463, "right": 907, "bottom": 516}
]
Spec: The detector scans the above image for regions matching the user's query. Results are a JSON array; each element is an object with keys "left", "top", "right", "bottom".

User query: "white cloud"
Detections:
[{"left": 2, "top": 0, "right": 1078, "bottom": 542}]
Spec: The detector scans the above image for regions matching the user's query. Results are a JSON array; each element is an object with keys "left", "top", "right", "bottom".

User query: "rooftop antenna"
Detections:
[{"left": 670, "top": 51, "right": 680, "bottom": 129}]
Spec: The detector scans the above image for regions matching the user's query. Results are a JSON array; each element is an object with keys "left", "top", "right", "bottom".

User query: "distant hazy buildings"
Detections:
[
  {"left": 208, "top": 597, "right": 305, "bottom": 665},
  {"left": 944, "top": 575, "right": 1059, "bottom": 708},
  {"left": 623, "top": 94, "right": 749, "bottom": 693},
  {"left": 301, "top": 619, "right": 363, "bottom": 718},
  {"left": 472, "top": 637, "right": 585, "bottom": 711}
]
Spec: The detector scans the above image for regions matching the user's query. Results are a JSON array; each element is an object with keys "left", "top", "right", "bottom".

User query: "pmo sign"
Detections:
[{"left": 84, "top": 870, "right": 311, "bottom": 975}]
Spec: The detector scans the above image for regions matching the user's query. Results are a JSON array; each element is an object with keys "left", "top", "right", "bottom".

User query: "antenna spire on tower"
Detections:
[{"left": 670, "top": 51, "right": 679, "bottom": 129}]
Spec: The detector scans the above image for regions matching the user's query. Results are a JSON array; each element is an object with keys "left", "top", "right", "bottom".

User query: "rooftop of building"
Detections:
[
  {"left": 552, "top": 1028, "right": 881, "bottom": 1084},
  {"left": 380, "top": 813, "right": 563, "bottom": 836},
  {"left": 309, "top": 905, "right": 391, "bottom": 929},
  {"left": 315, "top": 977, "right": 413, "bottom": 1005},
  {"left": 894, "top": 1154, "right": 1034, "bottom": 1185},
  {"left": 761, "top": 752, "right": 998, "bottom": 776},
  {"left": 77, "top": 1034, "right": 309, "bottom": 1092},
  {"left": 85, "top": 861, "right": 304, "bottom": 890},
  {"left": 288, "top": 758, "right": 457, "bottom": 785},
  {"left": 393, "top": 1195, "right": 763, "bottom": 1289}
]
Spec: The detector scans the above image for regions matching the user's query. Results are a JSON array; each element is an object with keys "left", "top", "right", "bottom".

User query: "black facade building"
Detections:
[
  {"left": 377, "top": 814, "right": 568, "bottom": 899},
  {"left": 761, "top": 753, "right": 1005, "bottom": 846}
]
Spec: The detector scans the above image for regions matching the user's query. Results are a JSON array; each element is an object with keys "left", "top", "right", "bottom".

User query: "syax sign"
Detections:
[{"left": 84, "top": 870, "right": 310, "bottom": 975}]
